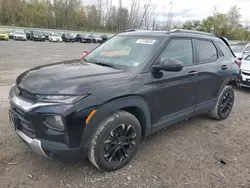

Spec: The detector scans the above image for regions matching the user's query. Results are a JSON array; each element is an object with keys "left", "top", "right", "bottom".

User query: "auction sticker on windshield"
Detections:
[{"left": 135, "top": 39, "right": 156, "bottom": 45}]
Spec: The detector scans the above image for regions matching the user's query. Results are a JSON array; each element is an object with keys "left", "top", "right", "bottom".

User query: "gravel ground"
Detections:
[{"left": 0, "top": 40, "right": 250, "bottom": 188}]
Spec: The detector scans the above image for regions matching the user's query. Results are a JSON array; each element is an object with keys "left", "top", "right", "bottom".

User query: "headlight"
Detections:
[
  {"left": 45, "top": 115, "right": 65, "bottom": 131},
  {"left": 37, "top": 94, "right": 89, "bottom": 104}
]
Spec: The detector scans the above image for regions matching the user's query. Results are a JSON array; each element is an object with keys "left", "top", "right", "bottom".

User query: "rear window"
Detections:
[{"left": 196, "top": 40, "right": 218, "bottom": 62}]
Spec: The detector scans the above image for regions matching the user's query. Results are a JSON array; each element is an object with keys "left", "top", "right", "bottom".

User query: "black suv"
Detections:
[
  {"left": 75, "top": 34, "right": 91, "bottom": 43},
  {"left": 9, "top": 29, "right": 240, "bottom": 171},
  {"left": 61, "top": 33, "right": 75, "bottom": 42},
  {"left": 30, "top": 30, "right": 46, "bottom": 41}
]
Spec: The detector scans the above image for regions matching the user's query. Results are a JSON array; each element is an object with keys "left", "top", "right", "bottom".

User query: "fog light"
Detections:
[{"left": 45, "top": 115, "right": 65, "bottom": 131}]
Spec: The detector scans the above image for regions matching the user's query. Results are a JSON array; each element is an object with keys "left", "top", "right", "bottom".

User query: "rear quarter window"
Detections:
[{"left": 216, "top": 40, "right": 235, "bottom": 58}]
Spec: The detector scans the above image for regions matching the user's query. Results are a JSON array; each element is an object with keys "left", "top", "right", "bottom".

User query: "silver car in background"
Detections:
[
  {"left": 13, "top": 30, "right": 27, "bottom": 41},
  {"left": 240, "top": 54, "right": 250, "bottom": 88},
  {"left": 49, "top": 33, "right": 62, "bottom": 42},
  {"left": 231, "top": 43, "right": 250, "bottom": 59}
]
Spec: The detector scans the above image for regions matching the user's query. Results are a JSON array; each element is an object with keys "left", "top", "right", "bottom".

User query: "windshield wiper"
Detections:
[{"left": 91, "top": 61, "right": 118, "bottom": 69}]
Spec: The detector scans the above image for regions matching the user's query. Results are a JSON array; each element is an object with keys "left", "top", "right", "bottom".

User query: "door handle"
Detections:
[
  {"left": 188, "top": 71, "right": 198, "bottom": 76},
  {"left": 221, "top": 65, "right": 228, "bottom": 70}
]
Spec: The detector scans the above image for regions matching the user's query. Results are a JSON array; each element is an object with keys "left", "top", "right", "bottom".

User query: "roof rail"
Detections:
[
  {"left": 167, "top": 29, "right": 215, "bottom": 37},
  {"left": 125, "top": 29, "right": 138, "bottom": 32},
  {"left": 125, "top": 29, "right": 152, "bottom": 32}
]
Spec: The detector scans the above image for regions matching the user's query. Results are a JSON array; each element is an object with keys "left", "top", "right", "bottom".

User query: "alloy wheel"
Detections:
[
  {"left": 220, "top": 91, "right": 234, "bottom": 116},
  {"left": 103, "top": 124, "right": 136, "bottom": 163}
]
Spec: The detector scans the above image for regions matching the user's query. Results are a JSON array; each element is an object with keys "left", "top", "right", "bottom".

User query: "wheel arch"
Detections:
[
  {"left": 217, "top": 75, "right": 237, "bottom": 97},
  {"left": 81, "top": 96, "right": 152, "bottom": 148}
]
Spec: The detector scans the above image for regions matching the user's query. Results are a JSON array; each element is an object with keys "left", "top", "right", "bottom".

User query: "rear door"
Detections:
[{"left": 194, "top": 39, "right": 226, "bottom": 113}]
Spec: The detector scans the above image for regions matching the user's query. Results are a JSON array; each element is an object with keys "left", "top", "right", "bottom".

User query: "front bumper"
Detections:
[
  {"left": 16, "top": 128, "right": 87, "bottom": 161},
  {"left": 16, "top": 129, "right": 48, "bottom": 157},
  {"left": 33, "top": 37, "right": 45, "bottom": 41},
  {"left": 240, "top": 70, "right": 250, "bottom": 88},
  {"left": 14, "top": 36, "right": 27, "bottom": 40},
  {"left": 9, "top": 88, "right": 90, "bottom": 161},
  {"left": 51, "top": 38, "right": 62, "bottom": 42},
  {"left": 0, "top": 36, "right": 9, "bottom": 40}
]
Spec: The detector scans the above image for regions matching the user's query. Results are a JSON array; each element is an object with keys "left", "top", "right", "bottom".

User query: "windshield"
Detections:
[
  {"left": 52, "top": 33, "right": 60, "bottom": 37},
  {"left": 15, "top": 32, "right": 25, "bottom": 35},
  {"left": 34, "top": 31, "right": 42, "bottom": 35},
  {"left": 85, "top": 35, "right": 162, "bottom": 67},
  {"left": 65, "top": 33, "right": 74, "bottom": 37},
  {"left": 230, "top": 45, "right": 245, "bottom": 53}
]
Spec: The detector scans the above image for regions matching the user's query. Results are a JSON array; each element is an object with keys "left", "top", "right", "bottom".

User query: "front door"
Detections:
[{"left": 151, "top": 38, "right": 200, "bottom": 131}]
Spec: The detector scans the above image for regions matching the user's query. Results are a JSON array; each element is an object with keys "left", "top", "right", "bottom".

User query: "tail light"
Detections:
[{"left": 235, "top": 59, "right": 242, "bottom": 67}]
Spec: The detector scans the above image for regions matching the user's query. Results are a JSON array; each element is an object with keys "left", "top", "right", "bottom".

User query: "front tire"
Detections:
[
  {"left": 208, "top": 85, "right": 234, "bottom": 120},
  {"left": 88, "top": 111, "right": 141, "bottom": 171}
]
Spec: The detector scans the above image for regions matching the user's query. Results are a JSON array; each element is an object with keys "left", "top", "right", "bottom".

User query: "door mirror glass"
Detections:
[{"left": 153, "top": 59, "right": 184, "bottom": 72}]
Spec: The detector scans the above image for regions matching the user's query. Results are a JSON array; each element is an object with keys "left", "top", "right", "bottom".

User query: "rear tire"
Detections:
[
  {"left": 208, "top": 85, "right": 234, "bottom": 120},
  {"left": 88, "top": 111, "right": 141, "bottom": 171}
]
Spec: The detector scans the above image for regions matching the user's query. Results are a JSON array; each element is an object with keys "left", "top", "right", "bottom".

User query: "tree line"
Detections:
[
  {"left": 0, "top": 0, "right": 249, "bottom": 40},
  {"left": 0, "top": 0, "right": 157, "bottom": 33},
  {"left": 180, "top": 6, "right": 250, "bottom": 41}
]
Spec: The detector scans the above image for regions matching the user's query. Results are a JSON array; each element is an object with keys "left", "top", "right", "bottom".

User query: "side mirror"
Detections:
[
  {"left": 243, "top": 50, "right": 249, "bottom": 54},
  {"left": 80, "top": 51, "right": 89, "bottom": 60},
  {"left": 152, "top": 59, "right": 184, "bottom": 72}
]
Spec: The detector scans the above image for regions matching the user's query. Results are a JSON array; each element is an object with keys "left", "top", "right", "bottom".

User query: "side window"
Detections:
[
  {"left": 196, "top": 40, "right": 218, "bottom": 62},
  {"left": 160, "top": 39, "right": 193, "bottom": 65}
]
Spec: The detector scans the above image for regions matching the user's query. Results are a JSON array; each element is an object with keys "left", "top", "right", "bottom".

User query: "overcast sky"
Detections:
[{"left": 85, "top": 0, "right": 250, "bottom": 23}]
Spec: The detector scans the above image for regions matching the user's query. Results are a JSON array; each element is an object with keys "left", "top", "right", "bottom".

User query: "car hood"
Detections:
[
  {"left": 17, "top": 60, "right": 135, "bottom": 95},
  {"left": 95, "top": 37, "right": 102, "bottom": 40},
  {"left": 14, "top": 34, "right": 26, "bottom": 37},
  {"left": 241, "top": 59, "right": 250, "bottom": 71}
]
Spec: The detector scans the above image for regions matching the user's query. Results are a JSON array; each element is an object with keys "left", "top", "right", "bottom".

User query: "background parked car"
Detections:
[
  {"left": 13, "top": 30, "right": 27, "bottom": 41},
  {"left": 88, "top": 34, "right": 102, "bottom": 43},
  {"left": 49, "top": 33, "right": 62, "bottom": 42},
  {"left": 100, "top": 35, "right": 108, "bottom": 43},
  {"left": 75, "top": 34, "right": 91, "bottom": 43},
  {"left": 62, "top": 33, "right": 75, "bottom": 42},
  {"left": 0, "top": 32, "right": 9, "bottom": 41},
  {"left": 42, "top": 31, "right": 50, "bottom": 40},
  {"left": 240, "top": 54, "right": 250, "bottom": 88},
  {"left": 8, "top": 29, "right": 15, "bottom": 39},
  {"left": 24, "top": 30, "right": 31, "bottom": 40},
  {"left": 30, "top": 30, "right": 46, "bottom": 41},
  {"left": 230, "top": 42, "right": 250, "bottom": 59}
]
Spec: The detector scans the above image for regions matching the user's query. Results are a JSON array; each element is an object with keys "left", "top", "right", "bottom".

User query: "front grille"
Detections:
[
  {"left": 242, "top": 81, "right": 250, "bottom": 86},
  {"left": 10, "top": 103, "right": 35, "bottom": 138},
  {"left": 242, "top": 71, "right": 250, "bottom": 76}
]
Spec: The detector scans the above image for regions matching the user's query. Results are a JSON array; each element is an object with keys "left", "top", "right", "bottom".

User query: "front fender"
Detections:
[{"left": 80, "top": 96, "right": 152, "bottom": 148}]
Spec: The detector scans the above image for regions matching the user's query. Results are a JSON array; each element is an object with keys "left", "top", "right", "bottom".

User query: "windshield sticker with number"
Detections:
[{"left": 135, "top": 39, "right": 156, "bottom": 45}]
